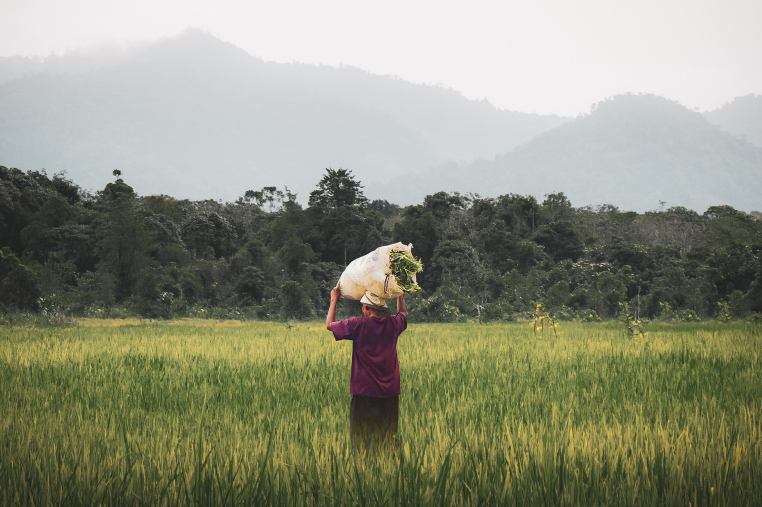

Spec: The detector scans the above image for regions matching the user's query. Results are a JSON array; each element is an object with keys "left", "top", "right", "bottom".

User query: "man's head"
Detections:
[
  {"left": 362, "top": 303, "right": 387, "bottom": 318},
  {"left": 360, "top": 293, "right": 388, "bottom": 317}
]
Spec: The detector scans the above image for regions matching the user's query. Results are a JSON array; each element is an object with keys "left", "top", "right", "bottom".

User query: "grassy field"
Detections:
[{"left": 1, "top": 319, "right": 761, "bottom": 506}]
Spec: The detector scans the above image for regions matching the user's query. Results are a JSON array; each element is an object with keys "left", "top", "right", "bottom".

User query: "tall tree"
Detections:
[
  {"left": 308, "top": 168, "right": 381, "bottom": 266},
  {"left": 308, "top": 169, "right": 369, "bottom": 209},
  {"left": 96, "top": 172, "right": 155, "bottom": 300}
]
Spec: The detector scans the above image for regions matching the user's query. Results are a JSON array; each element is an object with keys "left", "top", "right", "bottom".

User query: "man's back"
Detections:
[{"left": 331, "top": 313, "right": 407, "bottom": 397}]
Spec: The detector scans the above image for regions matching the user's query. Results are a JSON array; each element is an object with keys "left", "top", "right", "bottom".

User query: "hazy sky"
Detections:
[{"left": 1, "top": 0, "right": 760, "bottom": 116}]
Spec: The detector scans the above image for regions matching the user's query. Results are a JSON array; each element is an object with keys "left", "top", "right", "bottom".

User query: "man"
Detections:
[{"left": 325, "top": 281, "right": 407, "bottom": 450}]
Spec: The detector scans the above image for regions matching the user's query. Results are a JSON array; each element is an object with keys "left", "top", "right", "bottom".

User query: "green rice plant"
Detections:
[{"left": 1, "top": 319, "right": 761, "bottom": 505}]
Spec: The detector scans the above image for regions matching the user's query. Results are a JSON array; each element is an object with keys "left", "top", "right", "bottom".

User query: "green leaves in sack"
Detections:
[{"left": 388, "top": 250, "right": 423, "bottom": 294}]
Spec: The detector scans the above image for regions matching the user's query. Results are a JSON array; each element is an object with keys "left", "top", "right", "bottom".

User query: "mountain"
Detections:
[
  {"left": 705, "top": 94, "right": 762, "bottom": 148},
  {"left": 385, "top": 94, "right": 762, "bottom": 212},
  {"left": 0, "top": 29, "right": 567, "bottom": 201}
]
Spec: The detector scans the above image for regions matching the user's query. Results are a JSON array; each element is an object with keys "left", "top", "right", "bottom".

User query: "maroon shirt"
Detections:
[{"left": 331, "top": 313, "right": 407, "bottom": 398}]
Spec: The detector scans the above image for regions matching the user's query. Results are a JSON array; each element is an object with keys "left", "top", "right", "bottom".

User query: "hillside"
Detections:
[
  {"left": 0, "top": 29, "right": 566, "bottom": 201},
  {"left": 386, "top": 94, "right": 762, "bottom": 212},
  {"left": 705, "top": 94, "right": 762, "bottom": 147}
]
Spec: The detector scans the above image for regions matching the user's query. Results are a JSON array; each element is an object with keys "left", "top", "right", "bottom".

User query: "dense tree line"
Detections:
[{"left": 1, "top": 165, "right": 760, "bottom": 322}]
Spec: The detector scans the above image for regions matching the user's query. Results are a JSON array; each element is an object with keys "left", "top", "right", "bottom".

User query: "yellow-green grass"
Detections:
[{"left": 1, "top": 321, "right": 760, "bottom": 506}]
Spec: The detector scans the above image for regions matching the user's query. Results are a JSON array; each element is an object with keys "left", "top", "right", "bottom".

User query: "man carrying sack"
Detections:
[{"left": 325, "top": 281, "right": 407, "bottom": 452}]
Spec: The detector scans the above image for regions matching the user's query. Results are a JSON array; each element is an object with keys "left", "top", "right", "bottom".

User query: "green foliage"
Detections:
[
  {"left": 307, "top": 169, "right": 384, "bottom": 267},
  {"left": 68, "top": 270, "right": 117, "bottom": 312},
  {"left": 130, "top": 266, "right": 180, "bottom": 319},
  {"left": 235, "top": 266, "right": 265, "bottom": 304},
  {"left": 422, "top": 191, "right": 468, "bottom": 220},
  {"left": 269, "top": 201, "right": 319, "bottom": 251},
  {"left": 140, "top": 194, "right": 184, "bottom": 221},
  {"left": 33, "top": 193, "right": 76, "bottom": 228},
  {"left": 181, "top": 211, "right": 237, "bottom": 259},
  {"left": 533, "top": 221, "right": 584, "bottom": 262},
  {"left": 0, "top": 248, "right": 40, "bottom": 310},
  {"left": 280, "top": 280, "right": 314, "bottom": 320},
  {"left": 546, "top": 281, "right": 570, "bottom": 309},
  {"left": 387, "top": 250, "right": 423, "bottom": 294},
  {"left": 278, "top": 236, "right": 315, "bottom": 272},
  {"left": 393, "top": 210, "right": 441, "bottom": 273},
  {"left": 405, "top": 292, "right": 459, "bottom": 322},
  {"left": 495, "top": 193, "right": 541, "bottom": 238},
  {"left": 368, "top": 199, "right": 401, "bottom": 220},
  {"left": 19, "top": 220, "right": 49, "bottom": 256},
  {"left": 581, "top": 309, "right": 602, "bottom": 322},
  {"left": 308, "top": 168, "right": 369, "bottom": 209},
  {"left": 542, "top": 192, "right": 573, "bottom": 221},
  {"left": 1, "top": 167, "right": 59, "bottom": 252},
  {"left": 2, "top": 164, "right": 760, "bottom": 323},
  {"left": 96, "top": 197, "right": 156, "bottom": 299}
]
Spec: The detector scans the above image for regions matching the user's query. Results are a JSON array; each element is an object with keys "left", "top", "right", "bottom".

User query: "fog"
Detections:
[{"left": 1, "top": 0, "right": 760, "bottom": 116}]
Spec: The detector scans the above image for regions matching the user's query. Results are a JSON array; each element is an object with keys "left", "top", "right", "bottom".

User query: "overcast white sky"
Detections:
[{"left": 1, "top": 0, "right": 760, "bottom": 116}]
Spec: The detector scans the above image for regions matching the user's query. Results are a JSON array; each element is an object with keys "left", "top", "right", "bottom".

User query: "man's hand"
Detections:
[
  {"left": 330, "top": 281, "right": 341, "bottom": 303},
  {"left": 397, "top": 293, "right": 407, "bottom": 317},
  {"left": 326, "top": 281, "right": 341, "bottom": 331}
]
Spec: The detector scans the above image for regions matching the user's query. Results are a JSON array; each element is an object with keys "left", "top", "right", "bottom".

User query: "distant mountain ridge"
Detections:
[
  {"left": 384, "top": 94, "right": 762, "bottom": 212},
  {"left": 705, "top": 94, "right": 762, "bottom": 148},
  {"left": 0, "top": 29, "right": 567, "bottom": 201},
  {"left": 1, "top": 30, "right": 759, "bottom": 212}
]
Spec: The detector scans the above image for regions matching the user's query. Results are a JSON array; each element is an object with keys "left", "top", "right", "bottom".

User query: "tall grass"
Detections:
[{"left": 1, "top": 320, "right": 760, "bottom": 505}]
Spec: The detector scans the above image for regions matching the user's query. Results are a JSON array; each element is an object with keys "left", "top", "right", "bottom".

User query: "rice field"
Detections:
[{"left": 1, "top": 319, "right": 761, "bottom": 506}]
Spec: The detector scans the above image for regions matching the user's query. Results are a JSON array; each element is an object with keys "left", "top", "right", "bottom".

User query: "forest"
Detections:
[{"left": 1, "top": 165, "right": 760, "bottom": 323}]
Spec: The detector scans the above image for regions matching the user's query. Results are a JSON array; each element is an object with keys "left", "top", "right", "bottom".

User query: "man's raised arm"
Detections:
[
  {"left": 326, "top": 281, "right": 341, "bottom": 331},
  {"left": 397, "top": 294, "right": 407, "bottom": 317}
]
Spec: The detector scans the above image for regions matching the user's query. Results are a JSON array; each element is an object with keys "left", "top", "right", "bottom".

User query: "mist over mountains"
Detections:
[
  {"left": 393, "top": 94, "right": 762, "bottom": 212},
  {"left": 0, "top": 29, "right": 759, "bottom": 212},
  {"left": 0, "top": 29, "right": 565, "bottom": 202},
  {"left": 705, "top": 94, "right": 762, "bottom": 148}
]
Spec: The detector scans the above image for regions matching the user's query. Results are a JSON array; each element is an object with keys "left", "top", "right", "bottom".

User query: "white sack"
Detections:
[{"left": 338, "top": 242, "right": 416, "bottom": 303}]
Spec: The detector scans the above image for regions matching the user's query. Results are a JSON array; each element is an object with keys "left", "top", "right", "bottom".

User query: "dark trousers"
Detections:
[{"left": 350, "top": 395, "right": 399, "bottom": 451}]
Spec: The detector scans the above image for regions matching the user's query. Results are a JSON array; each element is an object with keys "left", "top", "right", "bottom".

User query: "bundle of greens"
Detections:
[{"left": 387, "top": 250, "right": 424, "bottom": 294}]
